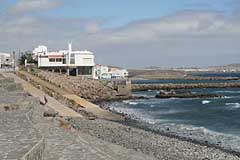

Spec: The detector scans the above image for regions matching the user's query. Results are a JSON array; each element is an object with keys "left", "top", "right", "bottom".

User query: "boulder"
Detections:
[{"left": 43, "top": 107, "right": 58, "bottom": 117}]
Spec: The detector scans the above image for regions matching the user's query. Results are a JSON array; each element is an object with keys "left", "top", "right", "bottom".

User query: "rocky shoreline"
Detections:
[
  {"left": 66, "top": 117, "right": 240, "bottom": 160},
  {"left": 96, "top": 101, "right": 240, "bottom": 158}
]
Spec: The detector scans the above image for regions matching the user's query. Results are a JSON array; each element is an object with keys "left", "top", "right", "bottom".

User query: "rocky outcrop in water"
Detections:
[
  {"left": 132, "top": 83, "right": 240, "bottom": 91},
  {"left": 155, "top": 90, "right": 222, "bottom": 99}
]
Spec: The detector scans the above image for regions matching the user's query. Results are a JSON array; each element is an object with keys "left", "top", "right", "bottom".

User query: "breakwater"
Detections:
[{"left": 132, "top": 82, "right": 240, "bottom": 91}]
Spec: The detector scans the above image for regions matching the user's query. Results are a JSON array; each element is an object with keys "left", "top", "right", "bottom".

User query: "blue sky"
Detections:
[
  {"left": 0, "top": 0, "right": 240, "bottom": 68},
  {"left": 1, "top": 0, "right": 234, "bottom": 27},
  {"left": 41, "top": 0, "right": 234, "bottom": 27}
]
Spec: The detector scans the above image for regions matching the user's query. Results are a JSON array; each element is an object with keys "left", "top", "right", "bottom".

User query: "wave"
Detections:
[
  {"left": 150, "top": 105, "right": 155, "bottom": 108},
  {"left": 202, "top": 100, "right": 211, "bottom": 105},
  {"left": 223, "top": 96, "right": 231, "bottom": 99},
  {"left": 226, "top": 103, "right": 240, "bottom": 109},
  {"left": 148, "top": 123, "right": 240, "bottom": 153},
  {"left": 123, "top": 100, "right": 138, "bottom": 105},
  {"left": 215, "top": 90, "right": 240, "bottom": 94},
  {"left": 132, "top": 93, "right": 155, "bottom": 98}
]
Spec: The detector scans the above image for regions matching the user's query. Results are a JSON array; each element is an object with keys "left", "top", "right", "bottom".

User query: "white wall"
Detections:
[
  {"left": 38, "top": 57, "right": 66, "bottom": 67},
  {"left": 74, "top": 54, "right": 94, "bottom": 66}
]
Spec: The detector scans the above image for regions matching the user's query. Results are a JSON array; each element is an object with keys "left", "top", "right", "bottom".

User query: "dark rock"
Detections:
[
  {"left": 155, "top": 90, "right": 221, "bottom": 99},
  {"left": 88, "top": 116, "right": 96, "bottom": 120},
  {"left": 43, "top": 108, "right": 58, "bottom": 117}
]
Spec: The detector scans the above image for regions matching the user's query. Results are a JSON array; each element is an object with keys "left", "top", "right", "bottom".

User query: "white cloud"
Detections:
[
  {"left": 9, "top": 0, "right": 64, "bottom": 14},
  {"left": 0, "top": 10, "right": 240, "bottom": 67},
  {"left": 92, "top": 11, "right": 240, "bottom": 45}
]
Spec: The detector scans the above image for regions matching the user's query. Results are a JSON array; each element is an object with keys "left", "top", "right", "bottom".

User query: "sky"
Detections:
[{"left": 0, "top": 0, "right": 240, "bottom": 68}]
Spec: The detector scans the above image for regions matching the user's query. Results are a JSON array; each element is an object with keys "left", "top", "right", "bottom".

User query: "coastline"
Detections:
[
  {"left": 66, "top": 116, "right": 240, "bottom": 159},
  {"left": 15, "top": 70, "right": 240, "bottom": 159},
  {"left": 97, "top": 101, "right": 240, "bottom": 158}
]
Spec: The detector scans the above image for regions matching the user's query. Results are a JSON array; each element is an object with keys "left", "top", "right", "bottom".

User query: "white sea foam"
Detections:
[
  {"left": 150, "top": 105, "right": 155, "bottom": 108},
  {"left": 226, "top": 103, "right": 240, "bottom": 109},
  {"left": 123, "top": 100, "right": 138, "bottom": 105},
  {"left": 223, "top": 96, "right": 231, "bottom": 99},
  {"left": 215, "top": 90, "right": 240, "bottom": 94},
  {"left": 129, "top": 102, "right": 138, "bottom": 105},
  {"left": 202, "top": 100, "right": 211, "bottom": 105}
]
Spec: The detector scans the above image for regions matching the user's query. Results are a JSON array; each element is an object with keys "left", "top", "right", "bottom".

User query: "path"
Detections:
[{"left": 3, "top": 73, "right": 82, "bottom": 118}]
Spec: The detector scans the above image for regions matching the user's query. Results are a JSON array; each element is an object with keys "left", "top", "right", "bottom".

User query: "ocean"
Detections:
[{"left": 102, "top": 73, "right": 240, "bottom": 153}]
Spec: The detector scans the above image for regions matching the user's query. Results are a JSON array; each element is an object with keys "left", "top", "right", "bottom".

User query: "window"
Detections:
[
  {"left": 49, "top": 58, "right": 55, "bottom": 62},
  {"left": 56, "top": 58, "right": 62, "bottom": 62},
  {"left": 70, "top": 54, "right": 75, "bottom": 64},
  {"left": 63, "top": 58, "right": 66, "bottom": 64}
]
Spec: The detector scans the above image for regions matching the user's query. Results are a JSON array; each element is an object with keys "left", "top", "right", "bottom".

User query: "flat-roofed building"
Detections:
[
  {"left": 0, "top": 53, "right": 14, "bottom": 68},
  {"left": 95, "top": 64, "right": 128, "bottom": 79},
  {"left": 35, "top": 44, "right": 95, "bottom": 78}
]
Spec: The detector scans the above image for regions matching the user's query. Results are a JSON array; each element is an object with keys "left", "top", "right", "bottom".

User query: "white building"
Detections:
[
  {"left": 0, "top": 53, "right": 14, "bottom": 68},
  {"left": 95, "top": 64, "right": 128, "bottom": 79},
  {"left": 34, "top": 44, "right": 95, "bottom": 78},
  {"left": 33, "top": 45, "right": 47, "bottom": 60},
  {"left": 95, "top": 64, "right": 111, "bottom": 79},
  {"left": 109, "top": 66, "right": 128, "bottom": 79}
]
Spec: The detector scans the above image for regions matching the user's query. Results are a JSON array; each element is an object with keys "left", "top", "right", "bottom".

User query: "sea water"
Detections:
[{"left": 102, "top": 74, "right": 240, "bottom": 152}]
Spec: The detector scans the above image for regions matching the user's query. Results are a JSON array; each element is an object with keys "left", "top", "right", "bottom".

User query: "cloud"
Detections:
[
  {"left": 0, "top": 8, "right": 240, "bottom": 68},
  {"left": 77, "top": 11, "right": 240, "bottom": 67},
  {"left": 78, "top": 11, "right": 240, "bottom": 47},
  {"left": 9, "top": 0, "right": 64, "bottom": 15}
]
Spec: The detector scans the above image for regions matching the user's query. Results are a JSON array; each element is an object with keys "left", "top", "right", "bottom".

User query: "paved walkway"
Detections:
[
  {"left": 0, "top": 76, "right": 42, "bottom": 160},
  {"left": 3, "top": 73, "right": 82, "bottom": 118},
  {"left": 31, "top": 102, "right": 157, "bottom": 160},
  {"left": 18, "top": 71, "right": 123, "bottom": 121}
]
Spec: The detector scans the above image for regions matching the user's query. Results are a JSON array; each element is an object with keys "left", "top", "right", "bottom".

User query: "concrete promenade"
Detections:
[{"left": 3, "top": 72, "right": 82, "bottom": 118}]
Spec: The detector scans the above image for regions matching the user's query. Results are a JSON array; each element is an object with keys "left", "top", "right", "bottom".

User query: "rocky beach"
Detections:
[{"left": 67, "top": 117, "right": 240, "bottom": 160}]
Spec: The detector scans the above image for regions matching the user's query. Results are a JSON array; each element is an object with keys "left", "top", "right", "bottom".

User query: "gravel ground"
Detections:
[{"left": 68, "top": 118, "right": 240, "bottom": 160}]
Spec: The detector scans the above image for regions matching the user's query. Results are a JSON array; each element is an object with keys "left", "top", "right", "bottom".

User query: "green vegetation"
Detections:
[{"left": 19, "top": 51, "right": 37, "bottom": 65}]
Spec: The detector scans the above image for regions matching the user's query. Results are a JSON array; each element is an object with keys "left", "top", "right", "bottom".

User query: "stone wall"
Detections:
[{"left": 37, "top": 70, "right": 130, "bottom": 101}]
